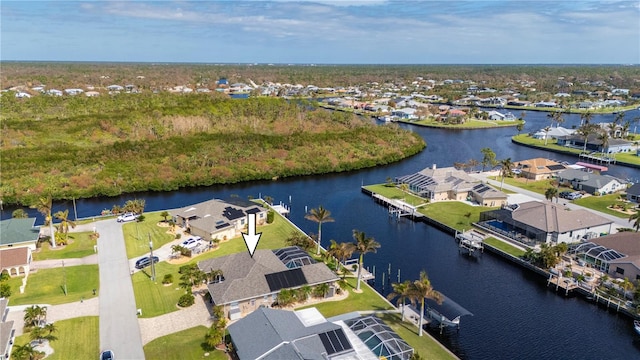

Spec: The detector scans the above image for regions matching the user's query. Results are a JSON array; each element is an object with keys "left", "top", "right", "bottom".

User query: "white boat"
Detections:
[{"left": 634, "top": 320, "right": 640, "bottom": 335}]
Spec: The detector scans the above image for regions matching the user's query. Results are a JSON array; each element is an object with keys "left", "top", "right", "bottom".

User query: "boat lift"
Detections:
[{"left": 455, "top": 230, "right": 485, "bottom": 256}]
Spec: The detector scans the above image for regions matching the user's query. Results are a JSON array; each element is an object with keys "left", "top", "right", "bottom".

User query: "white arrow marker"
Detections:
[{"left": 242, "top": 213, "right": 262, "bottom": 258}]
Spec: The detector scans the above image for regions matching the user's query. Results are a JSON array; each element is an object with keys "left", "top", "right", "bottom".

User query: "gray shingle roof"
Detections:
[
  {"left": 0, "top": 218, "right": 39, "bottom": 246},
  {"left": 512, "top": 201, "right": 613, "bottom": 233},
  {"left": 170, "top": 199, "right": 265, "bottom": 235}
]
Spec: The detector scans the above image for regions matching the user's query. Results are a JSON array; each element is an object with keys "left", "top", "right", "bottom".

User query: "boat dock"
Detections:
[
  {"left": 342, "top": 259, "right": 375, "bottom": 281},
  {"left": 578, "top": 153, "right": 616, "bottom": 165},
  {"left": 455, "top": 230, "right": 484, "bottom": 256}
]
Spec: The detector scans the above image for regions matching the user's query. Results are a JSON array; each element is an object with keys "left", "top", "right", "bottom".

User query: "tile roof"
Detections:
[
  {"left": 592, "top": 232, "right": 640, "bottom": 257},
  {"left": 512, "top": 201, "right": 613, "bottom": 233},
  {"left": 516, "top": 158, "right": 566, "bottom": 175},
  {"left": 0, "top": 247, "right": 30, "bottom": 268}
]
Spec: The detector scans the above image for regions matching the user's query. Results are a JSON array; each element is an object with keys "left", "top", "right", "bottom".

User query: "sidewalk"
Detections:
[
  {"left": 31, "top": 254, "right": 98, "bottom": 269},
  {"left": 6, "top": 297, "right": 100, "bottom": 336}
]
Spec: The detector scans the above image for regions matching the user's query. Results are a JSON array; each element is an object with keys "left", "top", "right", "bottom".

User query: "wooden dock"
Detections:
[{"left": 455, "top": 230, "right": 484, "bottom": 256}]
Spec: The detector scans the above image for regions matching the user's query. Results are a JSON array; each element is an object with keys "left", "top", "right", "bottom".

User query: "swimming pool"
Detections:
[{"left": 485, "top": 219, "right": 511, "bottom": 232}]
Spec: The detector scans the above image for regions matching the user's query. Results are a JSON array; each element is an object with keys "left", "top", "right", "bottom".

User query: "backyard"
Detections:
[
  {"left": 143, "top": 326, "right": 226, "bottom": 360},
  {"left": 364, "top": 184, "right": 429, "bottom": 207},
  {"left": 418, "top": 202, "right": 497, "bottom": 232}
]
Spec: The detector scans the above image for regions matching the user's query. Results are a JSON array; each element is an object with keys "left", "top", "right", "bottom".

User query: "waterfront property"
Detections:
[
  {"left": 197, "top": 246, "right": 338, "bottom": 320},
  {"left": 514, "top": 158, "right": 567, "bottom": 181},
  {"left": 569, "top": 232, "right": 640, "bottom": 279},
  {"left": 626, "top": 183, "right": 640, "bottom": 203},
  {"left": 170, "top": 198, "right": 267, "bottom": 242},
  {"left": 556, "top": 169, "right": 628, "bottom": 195},
  {"left": 478, "top": 201, "right": 614, "bottom": 245},
  {"left": 228, "top": 306, "right": 413, "bottom": 360},
  {"left": 0, "top": 218, "right": 41, "bottom": 250},
  {"left": 557, "top": 133, "right": 634, "bottom": 154},
  {"left": 395, "top": 165, "right": 507, "bottom": 206}
]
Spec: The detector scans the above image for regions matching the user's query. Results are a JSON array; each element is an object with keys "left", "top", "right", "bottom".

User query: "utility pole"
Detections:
[
  {"left": 149, "top": 234, "right": 156, "bottom": 282},
  {"left": 62, "top": 260, "right": 67, "bottom": 295}
]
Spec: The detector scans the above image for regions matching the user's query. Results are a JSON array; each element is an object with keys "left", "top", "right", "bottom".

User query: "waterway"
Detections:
[{"left": 4, "top": 109, "right": 640, "bottom": 359}]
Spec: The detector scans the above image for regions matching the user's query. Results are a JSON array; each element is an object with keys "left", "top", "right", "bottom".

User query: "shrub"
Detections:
[
  {"left": 136, "top": 214, "right": 146, "bottom": 222},
  {"left": 175, "top": 233, "right": 182, "bottom": 240},
  {"left": 162, "top": 274, "right": 173, "bottom": 285},
  {"left": 0, "top": 283, "right": 10, "bottom": 298},
  {"left": 266, "top": 210, "right": 275, "bottom": 224},
  {"left": 177, "top": 293, "right": 195, "bottom": 307}
]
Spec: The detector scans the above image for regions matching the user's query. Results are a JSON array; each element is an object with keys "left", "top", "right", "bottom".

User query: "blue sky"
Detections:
[{"left": 2, "top": 0, "right": 639, "bottom": 64}]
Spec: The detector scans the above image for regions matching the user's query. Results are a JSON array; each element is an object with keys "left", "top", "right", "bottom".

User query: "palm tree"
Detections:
[
  {"left": 410, "top": 271, "right": 443, "bottom": 337},
  {"left": 580, "top": 111, "right": 593, "bottom": 126},
  {"left": 543, "top": 126, "right": 552, "bottom": 146},
  {"left": 305, "top": 206, "right": 335, "bottom": 255},
  {"left": 11, "top": 343, "right": 41, "bottom": 360},
  {"left": 160, "top": 210, "right": 170, "bottom": 223},
  {"left": 352, "top": 230, "right": 381, "bottom": 291},
  {"left": 629, "top": 208, "right": 640, "bottom": 232},
  {"left": 53, "top": 209, "right": 76, "bottom": 243},
  {"left": 597, "top": 129, "right": 610, "bottom": 157},
  {"left": 31, "top": 196, "right": 56, "bottom": 248},
  {"left": 467, "top": 159, "right": 479, "bottom": 172},
  {"left": 576, "top": 123, "right": 597, "bottom": 153},
  {"left": 545, "top": 187, "right": 559, "bottom": 203},
  {"left": 387, "top": 280, "right": 413, "bottom": 321},
  {"left": 499, "top": 158, "right": 513, "bottom": 190},
  {"left": 313, "top": 283, "right": 330, "bottom": 298},
  {"left": 23, "top": 305, "right": 47, "bottom": 330},
  {"left": 12, "top": 209, "right": 28, "bottom": 218},
  {"left": 399, "top": 183, "right": 409, "bottom": 201}
]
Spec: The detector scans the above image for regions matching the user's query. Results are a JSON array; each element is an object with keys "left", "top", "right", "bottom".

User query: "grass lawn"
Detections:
[
  {"left": 13, "top": 316, "right": 99, "bottom": 360},
  {"left": 123, "top": 212, "right": 175, "bottom": 259},
  {"left": 8, "top": 265, "right": 99, "bottom": 305},
  {"left": 418, "top": 202, "right": 497, "bottom": 232},
  {"left": 143, "top": 326, "right": 227, "bottom": 360},
  {"left": 296, "top": 277, "right": 393, "bottom": 318},
  {"left": 483, "top": 237, "right": 526, "bottom": 257},
  {"left": 33, "top": 231, "right": 96, "bottom": 260},
  {"left": 488, "top": 176, "right": 572, "bottom": 196},
  {"left": 132, "top": 214, "right": 292, "bottom": 318},
  {"left": 378, "top": 313, "right": 456, "bottom": 360},
  {"left": 573, "top": 194, "right": 634, "bottom": 219},
  {"left": 364, "top": 184, "right": 428, "bottom": 207},
  {"left": 406, "top": 118, "right": 523, "bottom": 129}
]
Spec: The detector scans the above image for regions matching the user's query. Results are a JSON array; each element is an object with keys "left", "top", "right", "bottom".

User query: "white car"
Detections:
[
  {"left": 116, "top": 212, "right": 139, "bottom": 223},
  {"left": 181, "top": 236, "right": 202, "bottom": 249}
]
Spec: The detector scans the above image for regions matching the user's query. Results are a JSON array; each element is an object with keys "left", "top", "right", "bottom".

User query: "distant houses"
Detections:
[{"left": 556, "top": 169, "right": 627, "bottom": 195}]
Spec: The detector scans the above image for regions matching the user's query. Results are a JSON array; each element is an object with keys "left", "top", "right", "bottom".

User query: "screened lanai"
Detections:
[
  {"left": 569, "top": 242, "right": 625, "bottom": 272},
  {"left": 345, "top": 315, "right": 413, "bottom": 360},
  {"left": 273, "top": 246, "right": 316, "bottom": 269}
]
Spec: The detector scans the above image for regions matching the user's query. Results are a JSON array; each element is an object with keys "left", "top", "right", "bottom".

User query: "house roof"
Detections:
[
  {"left": 397, "top": 166, "right": 481, "bottom": 194},
  {"left": 557, "top": 169, "right": 625, "bottom": 189},
  {"left": 511, "top": 201, "right": 613, "bottom": 233},
  {"left": 0, "top": 247, "right": 30, "bottom": 268},
  {"left": 592, "top": 232, "right": 640, "bottom": 257},
  {"left": 626, "top": 183, "right": 640, "bottom": 196},
  {"left": 170, "top": 198, "right": 264, "bottom": 236},
  {"left": 0, "top": 320, "right": 14, "bottom": 356},
  {"left": 228, "top": 307, "right": 355, "bottom": 360},
  {"left": 197, "top": 247, "right": 338, "bottom": 305},
  {"left": 0, "top": 298, "right": 7, "bottom": 321},
  {"left": 0, "top": 218, "right": 40, "bottom": 246},
  {"left": 516, "top": 158, "right": 566, "bottom": 175}
]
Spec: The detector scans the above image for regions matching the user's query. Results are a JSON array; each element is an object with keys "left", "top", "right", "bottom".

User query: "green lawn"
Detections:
[
  {"left": 132, "top": 213, "right": 292, "bottom": 318},
  {"left": 13, "top": 316, "right": 99, "bottom": 360},
  {"left": 378, "top": 313, "right": 456, "bottom": 360},
  {"left": 33, "top": 231, "right": 96, "bottom": 260},
  {"left": 296, "top": 277, "right": 393, "bottom": 317},
  {"left": 123, "top": 212, "right": 175, "bottom": 259},
  {"left": 573, "top": 194, "right": 634, "bottom": 219},
  {"left": 143, "top": 326, "right": 227, "bottom": 360},
  {"left": 8, "top": 265, "right": 99, "bottom": 305},
  {"left": 406, "top": 118, "right": 523, "bottom": 129},
  {"left": 483, "top": 237, "right": 526, "bottom": 257},
  {"left": 418, "top": 202, "right": 497, "bottom": 232},
  {"left": 488, "top": 176, "right": 572, "bottom": 196},
  {"left": 363, "top": 184, "right": 429, "bottom": 207}
]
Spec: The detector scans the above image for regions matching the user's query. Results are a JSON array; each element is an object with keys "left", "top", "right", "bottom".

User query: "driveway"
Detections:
[{"left": 97, "top": 219, "right": 145, "bottom": 359}]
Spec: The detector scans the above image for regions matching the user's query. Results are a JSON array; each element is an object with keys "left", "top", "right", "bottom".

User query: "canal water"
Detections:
[{"left": 4, "top": 109, "right": 640, "bottom": 359}]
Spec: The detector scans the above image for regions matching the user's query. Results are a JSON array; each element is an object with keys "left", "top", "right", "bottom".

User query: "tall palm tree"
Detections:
[
  {"left": 31, "top": 196, "right": 56, "bottom": 248},
  {"left": 305, "top": 206, "right": 335, "bottom": 255},
  {"left": 543, "top": 126, "right": 552, "bottom": 146},
  {"left": 597, "top": 129, "right": 610, "bottom": 157},
  {"left": 352, "top": 230, "right": 381, "bottom": 291},
  {"left": 545, "top": 187, "right": 559, "bottom": 203},
  {"left": 629, "top": 208, "right": 640, "bottom": 232},
  {"left": 410, "top": 271, "right": 443, "bottom": 337},
  {"left": 387, "top": 280, "right": 413, "bottom": 321},
  {"left": 499, "top": 158, "right": 513, "bottom": 190},
  {"left": 23, "top": 305, "right": 47, "bottom": 330},
  {"left": 580, "top": 111, "right": 593, "bottom": 127},
  {"left": 53, "top": 209, "right": 76, "bottom": 243},
  {"left": 11, "top": 343, "right": 40, "bottom": 360},
  {"left": 576, "top": 124, "right": 597, "bottom": 153}
]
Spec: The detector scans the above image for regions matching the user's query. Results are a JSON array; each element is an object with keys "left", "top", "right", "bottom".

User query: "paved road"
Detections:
[
  {"left": 97, "top": 219, "right": 145, "bottom": 359},
  {"left": 31, "top": 254, "right": 98, "bottom": 269}
]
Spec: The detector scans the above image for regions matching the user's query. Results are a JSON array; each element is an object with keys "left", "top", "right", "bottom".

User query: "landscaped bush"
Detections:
[
  {"left": 177, "top": 293, "right": 195, "bottom": 307},
  {"left": 175, "top": 233, "right": 181, "bottom": 240},
  {"left": 162, "top": 274, "right": 173, "bottom": 285},
  {"left": 266, "top": 210, "right": 275, "bottom": 224}
]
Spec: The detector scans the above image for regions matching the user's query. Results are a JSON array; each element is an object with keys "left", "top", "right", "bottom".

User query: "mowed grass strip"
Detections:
[
  {"left": 418, "top": 202, "right": 497, "bottom": 232},
  {"left": 378, "top": 313, "right": 456, "bottom": 360},
  {"left": 132, "top": 213, "right": 292, "bottom": 317},
  {"left": 13, "top": 316, "right": 99, "bottom": 360},
  {"left": 484, "top": 237, "right": 526, "bottom": 257},
  {"left": 123, "top": 212, "right": 175, "bottom": 259},
  {"left": 364, "top": 184, "right": 428, "bottom": 207},
  {"left": 573, "top": 193, "right": 633, "bottom": 219},
  {"left": 143, "top": 326, "right": 227, "bottom": 360},
  {"left": 8, "top": 265, "right": 99, "bottom": 305},
  {"left": 33, "top": 231, "right": 96, "bottom": 260}
]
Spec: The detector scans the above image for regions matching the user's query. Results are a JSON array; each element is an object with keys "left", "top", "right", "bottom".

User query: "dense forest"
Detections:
[{"left": 0, "top": 93, "right": 425, "bottom": 205}]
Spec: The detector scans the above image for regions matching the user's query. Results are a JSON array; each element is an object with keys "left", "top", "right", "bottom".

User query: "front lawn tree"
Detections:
[
  {"left": 305, "top": 206, "right": 335, "bottom": 255},
  {"left": 31, "top": 196, "right": 56, "bottom": 248},
  {"left": 545, "top": 187, "right": 559, "bottom": 203},
  {"left": 53, "top": 209, "right": 76, "bottom": 245},
  {"left": 352, "top": 230, "right": 381, "bottom": 291},
  {"left": 480, "top": 147, "right": 497, "bottom": 172},
  {"left": 499, "top": 157, "right": 513, "bottom": 190},
  {"left": 387, "top": 280, "right": 413, "bottom": 322}
]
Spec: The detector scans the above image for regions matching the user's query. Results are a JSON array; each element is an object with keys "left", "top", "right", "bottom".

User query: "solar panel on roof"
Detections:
[
  {"left": 265, "top": 268, "right": 307, "bottom": 292},
  {"left": 215, "top": 222, "right": 231, "bottom": 229},
  {"left": 246, "top": 208, "right": 260, "bottom": 214},
  {"left": 547, "top": 164, "right": 566, "bottom": 171},
  {"left": 222, "top": 207, "right": 245, "bottom": 220},
  {"left": 318, "top": 329, "right": 352, "bottom": 355}
]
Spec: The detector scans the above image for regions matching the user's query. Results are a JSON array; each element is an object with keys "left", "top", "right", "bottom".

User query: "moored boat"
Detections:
[{"left": 634, "top": 320, "right": 640, "bottom": 335}]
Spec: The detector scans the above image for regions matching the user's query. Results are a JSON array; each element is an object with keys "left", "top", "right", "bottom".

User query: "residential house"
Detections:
[
  {"left": 558, "top": 133, "right": 632, "bottom": 154},
  {"left": 478, "top": 201, "right": 614, "bottom": 244},
  {"left": 570, "top": 232, "right": 640, "bottom": 279},
  {"left": 170, "top": 198, "right": 267, "bottom": 242},
  {"left": 395, "top": 165, "right": 508, "bottom": 206},
  {"left": 0, "top": 218, "right": 41, "bottom": 250},
  {"left": 0, "top": 247, "right": 32, "bottom": 277},
  {"left": 391, "top": 108, "right": 418, "bottom": 120},
  {"left": 626, "top": 183, "right": 640, "bottom": 203},
  {"left": 228, "top": 307, "right": 413, "bottom": 360},
  {"left": 533, "top": 126, "right": 575, "bottom": 140},
  {"left": 514, "top": 158, "right": 567, "bottom": 181},
  {"left": 64, "top": 88, "right": 84, "bottom": 96},
  {"left": 534, "top": 101, "right": 557, "bottom": 108},
  {"left": 0, "top": 298, "right": 15, "bottom": 360},
  {"left": 556, "top": 169, "right": 627, "bottom": 195},
  {"left": 197, "top": 247, "right": 338, "bottom": 320}
]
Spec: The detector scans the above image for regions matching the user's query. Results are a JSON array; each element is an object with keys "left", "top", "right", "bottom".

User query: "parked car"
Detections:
[
  {"left": 559, "top": 191, "right": 571, "bottom": 199},
  {"left": 117, "top": 212, "right": 139, "bottom": 223},
  {"left": 135, "top": 256, "right": 159, "bottom": 269},
  {"left": 566, "top": 192, "right": 583, "bottom": 200},
  {"left": 181, "top": 236, "right": 202, "bottom": 250},
  {"left": 100, "top": 350, "right": 115, "bottom": 360}
]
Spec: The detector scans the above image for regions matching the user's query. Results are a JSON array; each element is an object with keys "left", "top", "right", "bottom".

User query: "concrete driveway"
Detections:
[{"left": 96, "top": 219, "right": 145, "bottom": 359}]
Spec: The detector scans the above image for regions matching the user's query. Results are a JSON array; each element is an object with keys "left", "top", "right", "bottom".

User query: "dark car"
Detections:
[
  {"left": 100, "top": 350, "right": 115, "bottom": 360},
  {"left": 135, "top": 256, "right": 159, "bottom": 269},
  {"left": 559, "top": 191, "right": 571, "bottom": 199}
]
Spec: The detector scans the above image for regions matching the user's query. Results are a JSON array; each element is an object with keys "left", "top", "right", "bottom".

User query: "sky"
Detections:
[{"left": 1, "top": 0, "right": 639, "bottom": 64}]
